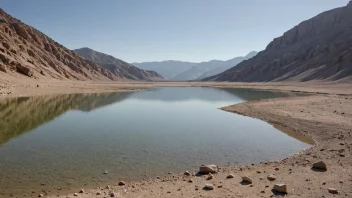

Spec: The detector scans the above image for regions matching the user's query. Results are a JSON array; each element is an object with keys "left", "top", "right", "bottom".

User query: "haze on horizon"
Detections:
[{"left": 0, "top": 0, "right": 349, "bottom": 63}]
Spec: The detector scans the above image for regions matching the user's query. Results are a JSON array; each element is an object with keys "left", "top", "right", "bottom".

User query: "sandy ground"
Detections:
[{"left": 1, "top": 77, "right": 352, "bottom": 197}]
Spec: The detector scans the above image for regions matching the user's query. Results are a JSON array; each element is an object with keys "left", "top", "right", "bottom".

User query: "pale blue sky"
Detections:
[{"left": 0, "top": 0, "right": 349, "bottom": 62}]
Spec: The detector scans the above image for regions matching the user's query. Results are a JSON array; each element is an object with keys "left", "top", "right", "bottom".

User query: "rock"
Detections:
[
  {"left": 96, "top": 192, "right": 101, "bottom": 195},
  {"left": 118, "top": 181, "right": 125, "bottom": 186},
  {"left": 188, "top": 179, "right": 193, "bottom": 183},
  {"left": 328, "top": 188, "right": 338, "bottom": 194},
  {"left": 199, "top": 164, "right": 217, "bottom": 174},
  {"left": 103, "top": 170, "right": 108, "bottom": 174},
  {"left": 206, "top": 173, "right": 213, "bottom": 180},
  {"left": 73, "top": 193, "right": 78, "bottom": 196},
  {"left": 273, "top": 184, "right": 288, "bottom": 194},
  {"left": 241, "top": 176, "right": 252, "bottom": 184},
  {"left": 204, "top": 184, "right": 214, "bottom": 190},
  {"left": 312, "top": 161, "right": 327, "bottom": 170},
  {"left": 79, "top": 189, "right": 84, "bottom": 193},
  {"left": 38, "top": 194, "right": 43, "bottom": 197},
  {"left": 16, "top": 63, "right": 33, "bottom": 77},
  {"left": 184, "top": 171, "right": 191, "bottom": 176},
  {"left": 267, "top": 174, "right": 276, "bottom": 181},
  {"left": 110, "top": 192, "right": 115, "bottom": 197},
  {"left": 226, "top": 174, "right": 234, "bottom": 179},
  {"left": 256, "top": 170, "right": 262, "bottom": 173}
]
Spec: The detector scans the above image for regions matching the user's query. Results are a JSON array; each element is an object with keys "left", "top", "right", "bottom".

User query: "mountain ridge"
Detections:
[
  {"left": 75, "top": 47, "right": 164, "bottom": 81},
  {"left": 204, "top": 2, "right": 352, "bottom": 82}
]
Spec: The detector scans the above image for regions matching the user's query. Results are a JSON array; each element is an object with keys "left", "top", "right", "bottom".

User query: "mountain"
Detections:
[
  {"left": 133, "top": 51, "right": 257, "bottom": 81},
  {"left": 171, "top": 51, "right": 258, "bottom": 81},
  {"left": 133, "top": 61, "right": 197, "bottom": 80},
  {"left": 75, "top": 48, "right": 163, "bottom": 81},
  {"left": 204, "top": 2, "right": 352, "bottom": 82},
  {"left": 0, "top": 8, "right": 122, "bottom": 81}
]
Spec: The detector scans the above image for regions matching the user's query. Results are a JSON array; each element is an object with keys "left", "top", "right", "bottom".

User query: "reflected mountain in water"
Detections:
[
  {"left": 129, "top": 87, "right": 294, "bottom": 102},
  {"left": 0, "top": 92, "right": 130, "bottom": 145}
]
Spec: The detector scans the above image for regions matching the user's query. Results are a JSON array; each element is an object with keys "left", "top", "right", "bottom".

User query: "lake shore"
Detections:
[{"left": 1, "top": 80, "right": 352, "bottom": 197}]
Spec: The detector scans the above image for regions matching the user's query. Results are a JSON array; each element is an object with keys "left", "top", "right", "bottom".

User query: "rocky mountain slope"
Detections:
[
  {"left": 0, "top": 8, "right": 121, "bottom": 81},
  {"left": 75, "top": 48, "right": 163, "bottom": 81},
  {"left": 133, "top": 61, "right": 197, "bottom": 80},
  {"left": 171, "top": 51, "right": 257, "bottom": 81},
  {"left": 204, "top": 2, "right": 352, "bottom": 82}
]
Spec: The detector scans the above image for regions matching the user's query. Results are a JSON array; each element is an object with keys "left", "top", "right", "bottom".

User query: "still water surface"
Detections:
[{"left": 0, "top": 87, "right": 311, "bottom": 195}]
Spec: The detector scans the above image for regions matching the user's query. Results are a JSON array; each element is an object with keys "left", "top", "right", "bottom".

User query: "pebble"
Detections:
[
  {"left": 226, "top": 174, "right": 234, "bottom": 179},
  {"left": 204, "top": 184, "right": 214, "bottom": 190},
  {"left": 256, "top": 170, "right": 262, "bottom": 173},
  {"left": 184, "top": 171, "right": 191, "bottom": 176},
  {"left": 118, "top": 181, "right": 126, "bottom": 186},
  {"left": 241, "top": 176, "right": 252, "bottom": 184},
  {"left": 328, "top": 188, "right": 338, "bottom": 194},
  {"left": 206, "top": 173, "right": 214, "bottom": 180},
  {"left": 73, "top": 193, "right": 78, "bottom": 196},
  {"left": 273, "top": 184, "right": 287, "bottom": 194},
  {"left": 96, "top": 192, "right": 101, "bottom": 195},
  {"left": 103, "top": 170, "right": 108, "bottom": 174},
  {"left": 188, "top": 179, "right": 193, "bottom": 183},
  {"left": 199, "top": 164, "right": 217, "bottom": 174},
  {"left": 312, "top": 161, "right": 327, "bottom": 170},
  {"left": 79, "top": 189, "right": 84, "bottom": 193},
  {"left": 38, "top": 194, "right": 43, "bottom": 197},
  {"left": 110, "top": 192, "right": 115, "bottom": 197},
  {"left": 267, "top": 174, "right": 276, "bottom": 181}
]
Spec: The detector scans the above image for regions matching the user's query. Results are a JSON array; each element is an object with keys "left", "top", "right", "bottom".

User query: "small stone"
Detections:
[
  {"left": 184, "top": 171, "right": 191, "bottom": 176},
  {"left": 241, "top": 176, "right": 252, "bottom": 184},
  {"left": 110, "top": 192, "right": 115, "bottom": 197},
  {"left": 168, "top": 172, "right": 172, "bottom": 174},
  {"left": 312, "top": 161, "right": 327, "bottom": 170},
  {"left": 96, "top": 192, "right": 101, "bottom": 195},
  {"left": 328, "top": 188, "right": 338, "bottom": 194},
  {"left": 188, "top": 179, "right": 193, "bottom": 183},
  {"left": 199, "top": 165, "right": 217, "bottom": 174},
  {"left": 204, "top": 184, "right": 214, "bottom": 190},
  {"left": 273, "top": 184, "right": 287, "bottom": 194},
  {"left": 249, "top": 184, "right": 253, "bottom": 187},
  {"left": 167, "top": 191, "right": 171, "bottom": 193},
  {"left": 217, "top": 185, "right": 223, "bottom": 188},
  {"left": 275, "top": 168, "right": 279, "bottom": 171},
  {"left": 79, "top": 189, "right": 84, "bottom": 193},
  {"left": 73, "top": 193, "right": 78, "bottom": 196},
  {"left": 206, "top": 173, "right": 213, "bottom": 180},
  {"left": 38, "top": 194, "right": 43, "bottom": 197},
  {"left": 103, "top": 170, "right": 108, "bottom": 174},
  {"left": 267, "top": 174, "right": 276, "bottom": 181},
  {"left": 118, "top": 181, "right": 126, "bottom": 186},
  {"left": 256, "top": 170, "right": 262, "bottom": 173},
  {"left": 261, "top": 190, "right": 265, "bottom": 193},
  {"left": 226, "top": 174, "right": 234, "bottom": 179}
]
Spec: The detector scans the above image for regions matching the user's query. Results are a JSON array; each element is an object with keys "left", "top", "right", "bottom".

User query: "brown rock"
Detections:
[
  {"left": 328, "top": 188, "right": 338, "bottom": 194},
  {"left": 199, "top": 164, "right": 217, "bottom": 174},
  {"left": 273, "top": 184, "right": 288, "bottom": 194},
  {"left": 312, "top": 161, "right": 327, "bottom": 170},
  {"left": 241, "top": 176, "right": 252, "bottom": 184},
  {"left": 184, "top": 171, "right": 191, "bottom": 176},
  {"left": 267, "top": 174, "right": 276, "bottom": 181},
  {"left": 226, "top": 174, "right": 235, "bottom": 179},
  {"left": 118, "top": 181, "right": 126, "bottom": 186},
  {"left": 204, "top": 184, "right": 214, "bottom": 190}
]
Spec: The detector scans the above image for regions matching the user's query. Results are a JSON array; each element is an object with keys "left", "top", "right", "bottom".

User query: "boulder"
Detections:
[
  {"left": 267, "top": 174, "right": 276, "bottom": 181},
  {"left": 312, "top": 161, "right": 327, "bottom": 170},
  {"left": 204, "top": 184, "right": 214, "bottom": 190},
  {"left": 199, "top": 164, "right": 217, "bottom": 174},
  {"left": 328, "top": 188, "right": 338, "bottom": 194},
  {"left": 273, "top": 184, "right": 287, "bottom": 194},
  {"left": 241, "top": 176, "right": 252, "bottom": 184}
]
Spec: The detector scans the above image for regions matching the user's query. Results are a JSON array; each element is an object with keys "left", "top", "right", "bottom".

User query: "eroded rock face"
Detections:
[
  {"left": 0, "top": 8, "right": 122, "bottom": 81},
  {"left": 204, "top": 2, "right": 352, "bottom": 82}
]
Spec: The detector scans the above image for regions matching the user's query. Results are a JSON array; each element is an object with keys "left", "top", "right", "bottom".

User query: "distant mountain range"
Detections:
[
  {"left": 133, "top": 51, "right": 257, "bottom": 81},
  {"left": 204, "top": 2, "right": 352, "bottom": 82},
  {"left": 75, "top": 48, "right": 163, "bottom": 81}
]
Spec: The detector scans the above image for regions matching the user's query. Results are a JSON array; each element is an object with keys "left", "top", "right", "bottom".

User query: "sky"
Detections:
[{"left": 0, "top": 0, "right": 349, "bottom": 63}]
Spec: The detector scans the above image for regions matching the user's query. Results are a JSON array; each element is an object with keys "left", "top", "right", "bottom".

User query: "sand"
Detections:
[{"left": 1, "top": 78, "right": 352, "bottom": 197}]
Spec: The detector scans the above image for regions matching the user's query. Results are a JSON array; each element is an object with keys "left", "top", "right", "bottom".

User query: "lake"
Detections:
[{"left": 0, "top": 87, "right": 312, "bottom": 196}]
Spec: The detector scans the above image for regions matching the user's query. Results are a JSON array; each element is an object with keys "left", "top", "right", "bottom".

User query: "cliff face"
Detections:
[
  {"left": 0, "top": 8, "right": 121, "bottom": 81},
  {"left": 75, "top": 48, "right": 164, "bottom": 81},
  {"left": 205, "top": 3, "right": 352, "bottom": 82}
]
